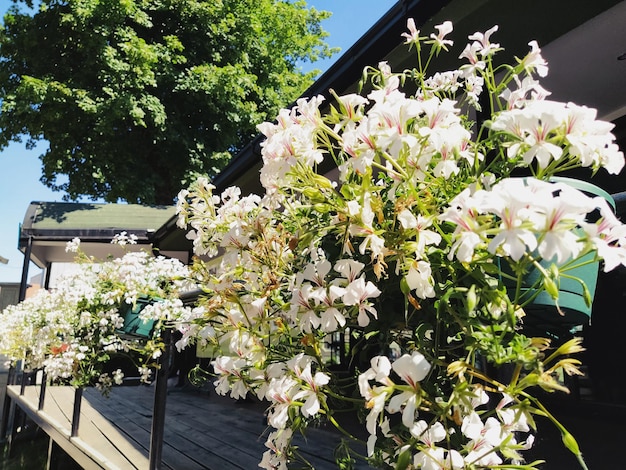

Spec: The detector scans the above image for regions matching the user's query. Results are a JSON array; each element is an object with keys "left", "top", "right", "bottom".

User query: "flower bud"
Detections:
[
  {"left": 466, "top": 285, "right": 477, "bottom": 312},
  {"left": 561, "top": 430, "right": 581, "bottom": 456},
  {"left": 543, "top": 276, "right": 559, "bottom": 300}
]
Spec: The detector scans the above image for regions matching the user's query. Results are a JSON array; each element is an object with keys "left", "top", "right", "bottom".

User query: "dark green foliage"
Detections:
[{"left": 0, "top": 0, "right": 335, "bottom": 203}]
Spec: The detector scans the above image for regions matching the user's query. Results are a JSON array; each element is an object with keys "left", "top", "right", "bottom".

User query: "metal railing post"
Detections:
[
  {"left": 19, "top": 370, "right": 28, "bottom": 396},
  {"left": 71, "top": 387, "right": 83, "bottom": 438},
  {"left": 149, "top": 327, "right": 172, "bottom": 470},
  {"left": 38, "top": 371, "right": 47, "bottom": 411},
  {"left": 1, "top": 364, "right": 16, "bottom": 440}
]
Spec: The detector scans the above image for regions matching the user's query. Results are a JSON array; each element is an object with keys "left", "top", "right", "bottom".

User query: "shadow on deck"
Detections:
[
  {"left": 4, "top": 381, "right": 368, "bottom": 470},
  {"left": 3, "top": 365, "right": 626, "bottom": 469}
]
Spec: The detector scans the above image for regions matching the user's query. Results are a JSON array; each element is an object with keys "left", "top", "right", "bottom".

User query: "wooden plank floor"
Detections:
[{"left": 7, "top": 383, "right": 369, "bottom": 469}]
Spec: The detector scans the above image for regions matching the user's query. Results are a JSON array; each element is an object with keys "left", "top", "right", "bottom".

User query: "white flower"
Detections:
[
  {"left": 398, "top": 208, "right": 418, "bottom": 229},
  {"left": 468, "top": 25, "right": 500, "bottom": 58},
  {"left": 461, "top": 413, "right": 506, "bottom": 466},
  {"left": 402, "top": 18, "right": 420, "bottom": 45},
  {"left": 16, "top": 19, "right": 621, "bottom": 470},
  {"left": 415, "top": 447, "right": 464, "bottom": 470},
  {"left": 138, "top": 366, "right": 152, "bottom": 384},
  {"left": 387, "top": 352, "right": 432, "bottom": 427},
  {"left": 111, "top": 231, "right": 138, "bottom": 246},
  {"left": 429, "top": 21, "right": 454, "bottom": 51},
  {"left": 113, "top": 369, "right": 124, "bottom": 385},
  {"left": 405, "top": 259, "right": 436, "bottom": 299},
  {"left": 260, "top": 428, "right": 293, "bottom": 470},
  {"left": 334, "top": 259, "right": 365, "bottom": 282},
  {"left": 342, "top": 276, "right": 381, "bottom": 326},
  {"left": 358, "top": 356, "right": 393, "bottom": 438},
  {"left": 292, "top": 362, "right": 330, "bottom": 418},
  {"left": 318, "top": 285, "right": 347, "bottom": 332},
  {"left": 521, "top": 40, "right": 549, "bottom": 77},
  {"left": 65, "top": 237, "right": 81, "bottom": 253},
  {"left": 266, "top": 375, "right": 299, "bottom": 429},
  {"left": 212, "top": 356, "right": 249, "bottom": 399}
]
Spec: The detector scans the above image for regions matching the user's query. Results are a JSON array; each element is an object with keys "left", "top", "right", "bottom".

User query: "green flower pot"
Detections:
[
  {"left": 509, "top": 178, "right": 615, "bottom": 335},
  {"left": 117, "top": 297, "right": 157, "bottom": 339}
]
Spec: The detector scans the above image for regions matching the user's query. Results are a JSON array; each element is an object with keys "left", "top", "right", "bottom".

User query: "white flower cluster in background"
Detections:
[{"left": 0, "top": 238, "right": 196, "bottom": 393}]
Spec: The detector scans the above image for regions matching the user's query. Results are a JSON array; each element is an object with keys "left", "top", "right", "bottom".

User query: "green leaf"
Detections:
[{"left": 395, "top": 449, "right": 412, "bottom": 470}]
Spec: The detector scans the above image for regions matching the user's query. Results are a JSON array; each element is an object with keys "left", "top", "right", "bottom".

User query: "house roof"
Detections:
[{"left": 19, "top": 201, "right": 176, "bottom": 268}]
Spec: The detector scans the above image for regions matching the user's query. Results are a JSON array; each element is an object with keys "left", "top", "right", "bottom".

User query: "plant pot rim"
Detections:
[{"left": 549, "top": 176, "right": 615, "bottom": 211}]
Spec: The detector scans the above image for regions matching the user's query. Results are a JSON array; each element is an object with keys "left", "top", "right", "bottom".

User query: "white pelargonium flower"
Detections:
[
  {"left": 342, "top": 276, "right": 382, "bottom": 326},
  {"left": 387, "top": 352, "right": 432, "bottom": 427}
]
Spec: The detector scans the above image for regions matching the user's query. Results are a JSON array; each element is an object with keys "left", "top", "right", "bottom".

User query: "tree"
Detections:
[{"left": 0, "top": 0, "right": 334, "bottom": 204}]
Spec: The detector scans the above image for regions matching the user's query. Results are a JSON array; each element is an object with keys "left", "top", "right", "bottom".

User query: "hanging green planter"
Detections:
[
  {"left": 117, "top": 297, "right": 158, "bottom": 339},
  {"left": 508, "top": 177, "right": 615, "bottom": 336}
]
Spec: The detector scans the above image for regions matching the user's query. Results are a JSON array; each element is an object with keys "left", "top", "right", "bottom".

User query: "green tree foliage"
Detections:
[{"left": 0, "top": 0, "right": 334, "bottom": 203}]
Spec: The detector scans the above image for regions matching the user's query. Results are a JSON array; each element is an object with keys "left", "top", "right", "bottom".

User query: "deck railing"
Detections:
[{"left": 0, "top": 290, "right": 202, "bottom": 468}]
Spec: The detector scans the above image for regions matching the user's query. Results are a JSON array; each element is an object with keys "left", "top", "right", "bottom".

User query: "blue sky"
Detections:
[{"left": 0, "top": 0, "right": 397, "bottom": 283}]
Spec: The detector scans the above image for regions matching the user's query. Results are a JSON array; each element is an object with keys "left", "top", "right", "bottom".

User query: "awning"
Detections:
[{"left": 18, "top": 201, "right": 176, "bottom": 298}]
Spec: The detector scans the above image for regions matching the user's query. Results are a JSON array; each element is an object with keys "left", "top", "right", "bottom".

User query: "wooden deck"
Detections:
[{"left": 7, "top": 383, "right": 368, "bottom": 469}]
